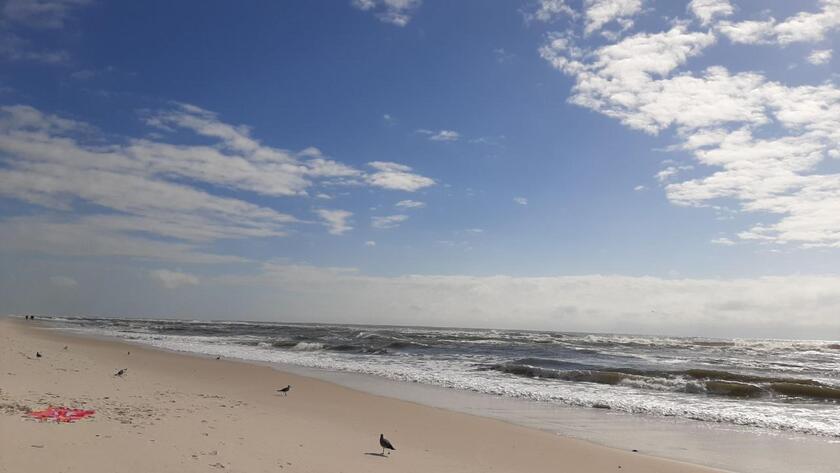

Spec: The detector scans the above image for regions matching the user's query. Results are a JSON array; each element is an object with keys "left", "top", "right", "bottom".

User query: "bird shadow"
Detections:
[{"left": 364, "top": 452, "right": 388, "bottom": 458}]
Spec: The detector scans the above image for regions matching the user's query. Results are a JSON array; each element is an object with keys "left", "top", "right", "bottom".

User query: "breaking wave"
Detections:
[{"left": 40, "top": 316, "right": 840, "bottom": 438}]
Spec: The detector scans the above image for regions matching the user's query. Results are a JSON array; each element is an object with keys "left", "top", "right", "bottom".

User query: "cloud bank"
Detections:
[{"left": 211, "top": 262, "right": 840, "bottom": 338}]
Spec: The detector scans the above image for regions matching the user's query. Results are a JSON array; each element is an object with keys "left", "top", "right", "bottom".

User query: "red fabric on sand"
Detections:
[{"left": 28, "top": 406, "right": 95, "bottom": 423}]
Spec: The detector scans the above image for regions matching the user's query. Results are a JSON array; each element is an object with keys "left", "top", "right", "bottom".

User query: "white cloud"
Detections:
[
  {"left": 317, "top": 209, "right": 353, "bottom": 235},
  {"left": 365, "top": 240, "right": 377, "bottom": 247},
  {"left": 2, "top": 0, "right": 92, "bottom": 29},
  {"left": 541, "top": 26, "right": 719, "bottom": 134},
  {"left": 634, "top": 185, "right": 647, "bottom": 191},
  {"left": 49, "top": 275, "right": 78, "bottom": 288},
  {"left": 418, "top": 128, "right": 460, "bottom": 141},
  {"left": 143, "top": 104, "right": 362, "bottom": 194},
  {"left": 656, "top": 164, "right": 693, "bottom": 182},
  {"left": 0, "top": 32, "right": 69, "bottom": 63},
  {"left": 717, "top": 0, "right": 840, "bottom": 45},
  {"left": 366, "top": 161, "right": 435, "bottom": 191},
  {"left": 583, "top": 0, "right": 643, "bottom": 36},
  {"left": 513, "top": 196, "right": 528, "bottom": 205},
  {"left": 0, "top": 217, "right": 243, "bottom": 263},
  {"left": 150, "top": 269, "right": 199, "bottom": 289},
  {"left": 0, "top": 1, "right": 93, "bottom": 64},
  {"left": 0, "top": 104, "right": 297, "bottom": 241},
  {"left": 527, "top": 0, "right": 575, "bottom": 23},
  {"left": 431, "top": 130, "right": 459, "bottom": 141},
  {"left": 688, "top": 0, "right": 733, "bottom": 26},
  {"left": 297, "top": 146, "right": 323, "bottom": 158},
  {"left": 715, "top": 19, "right": 774, "bottom": 44},
  {"left": 807, "top": 49, "right": 833, "bottom": 65},
  {"left": 540, "top": 18, "right": 840, "bottom": 248},
  {"left": 351, "top": 0, "right": 421, "bottom": 26},
  {"left": 0, "top": 104, "right": 434, "bottom": 259},
  {"left": 395, "top": 199, "right": 425, "bottom": 209},
  {"left": 710, "top": 237, "right": 735, "bottom": 246},
  {"left": 372, "top": 214, "right": 408, "bottom": 229}
]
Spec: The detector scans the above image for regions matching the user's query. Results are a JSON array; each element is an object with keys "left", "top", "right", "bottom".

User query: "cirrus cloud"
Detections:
[
  {"left": 372, "top": 214, "right": 408, "bottom": 229},
  {"left": 0, "top": 103, "right": 434, "bottom": 261}
]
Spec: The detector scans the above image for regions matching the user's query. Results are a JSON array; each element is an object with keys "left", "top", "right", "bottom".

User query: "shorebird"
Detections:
[
  {"left": 114, "top": 368, "right": 127, "bottom": 377},
  {"left": 35, "top": 351, "right": 42, "bottom": 358},
  {"left": 216, "top": 356, "right": 221, "bottom": 360},
  {"left": 379, "top": 433, "right": 395, "bottom": 455},
  {"left": 277, "top": 385, "right": 291, "bottom": 396}
]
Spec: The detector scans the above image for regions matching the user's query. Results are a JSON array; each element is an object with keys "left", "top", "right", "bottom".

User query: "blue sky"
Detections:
[{"left": 1, "top": 0, "right": 839, "bottom": 337}]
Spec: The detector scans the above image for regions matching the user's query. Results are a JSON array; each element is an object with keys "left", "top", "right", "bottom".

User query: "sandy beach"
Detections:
[{"left": 0, "top": 318, "right": 723, "bottom": 473}]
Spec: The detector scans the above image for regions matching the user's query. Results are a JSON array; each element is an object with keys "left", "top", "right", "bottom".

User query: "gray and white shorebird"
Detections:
[
  {"left": 114, "top": 368, "right": 127, "bottom": 377},
  {"left": 277, "top": 385, "right": 291, "bottom": 396},
  {"left": 379, "top": 433, "right": 395, "bottom": 455}
]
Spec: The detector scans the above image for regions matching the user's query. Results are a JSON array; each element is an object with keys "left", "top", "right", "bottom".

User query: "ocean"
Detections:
[{"left": 42, "top": 316, "right": 840, "bottom": 441}]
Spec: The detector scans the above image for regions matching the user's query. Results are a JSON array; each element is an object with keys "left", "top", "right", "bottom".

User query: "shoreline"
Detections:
[
  {"left": 1, "top": 317, "right": 726, "bottom": 473},
  {"left": 269, "top": 360, "right": 840, "bottom": 473},
  {"left": 36, "top": 316, "right": 840, "bottom": 472}
]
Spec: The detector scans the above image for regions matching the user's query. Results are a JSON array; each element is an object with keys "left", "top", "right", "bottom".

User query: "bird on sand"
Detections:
[
  {"left": 35, "top": 351, "right": 42, "bottom": 358},
  {"left": 277, "top": 385, "right": 291, "bottom": 396},
  {"left": 114, "top": 368, "right": 127, "bottom": 377},
  {"left": 216, "top": 356, "right": 221, "bottom": 360},
  {"left": 379, "top": 433, "right": 396, "bottom": 455}
]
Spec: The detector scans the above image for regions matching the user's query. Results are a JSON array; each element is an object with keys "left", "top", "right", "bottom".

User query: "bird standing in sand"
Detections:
[
  {"left": 35, "top": 351, "right": 42, "bottom": 358},
  {"left": 277, "top": 385, "right": 291, "bottom": 396},
  {"left": 379, "top": 433, "right": 395, "bottom": 455},
  {"left": 115, "top": 368, "right": 127, "bottom": 377}
]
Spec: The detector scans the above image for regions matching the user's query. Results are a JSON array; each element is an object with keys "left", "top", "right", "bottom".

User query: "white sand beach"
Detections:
[{"left": 0, "top": 318, "right": 724, "bottom": 473}]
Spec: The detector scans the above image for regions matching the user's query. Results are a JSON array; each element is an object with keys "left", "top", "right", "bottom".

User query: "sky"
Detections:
[{"left": 0, "top": 0, "right": 839, "bottom": 338}]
